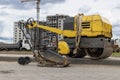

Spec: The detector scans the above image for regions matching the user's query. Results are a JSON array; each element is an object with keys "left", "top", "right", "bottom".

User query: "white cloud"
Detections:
[
  {"left": 41, "top": 0, "right": 120, "bottom": 39},
  {"left": 0, "top": 5, "right": 36, "bottom": 38},
  {"left": 0, "top": 0, "right": 120, "bottom": 43}
]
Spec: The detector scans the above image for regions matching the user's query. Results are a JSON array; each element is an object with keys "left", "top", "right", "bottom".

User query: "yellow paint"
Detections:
[
  {"left": 27, "top": 14, "right": 112, "bottom": 38},
  {"left": 28, "top": 22, "right": 76, "bottom": 37},
  {"left": 80, "top": 14, "right": 112, "bottom": 38},
  {"left": 58, "top": 41, "right": 70, "bottom": 55}
]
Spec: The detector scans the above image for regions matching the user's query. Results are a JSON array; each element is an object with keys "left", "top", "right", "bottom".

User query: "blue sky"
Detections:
[{"left": 0, "top": 0, "right": 120, "bottom": 43}]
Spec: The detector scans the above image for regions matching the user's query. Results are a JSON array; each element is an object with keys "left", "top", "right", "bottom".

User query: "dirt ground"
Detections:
[
  {"left": 0, "top": 51, "right": 120, "bottom": 80},
  {"left": 0, "top": 61, "right": 120, "bottom": 80}
]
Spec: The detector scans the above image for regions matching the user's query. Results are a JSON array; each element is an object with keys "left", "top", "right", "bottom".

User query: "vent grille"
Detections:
[{"left": 82, "top": 22, "right": 90, "bottom": 28}]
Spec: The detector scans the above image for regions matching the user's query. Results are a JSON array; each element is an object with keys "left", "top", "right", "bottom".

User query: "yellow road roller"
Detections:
[{"left": 26, "top": 14, "right": 113, "bottom": 60}]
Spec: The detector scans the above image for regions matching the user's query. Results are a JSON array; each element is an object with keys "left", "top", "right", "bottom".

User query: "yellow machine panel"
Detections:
[
  {"left": 29, "top": 14, "right": 112, "bottom": 39},
  {"left": 77, "top": 14, "right": 112, "bottom": 38},
  {"left": 58, "top": 41, "right": 70, "bottom": 55}
]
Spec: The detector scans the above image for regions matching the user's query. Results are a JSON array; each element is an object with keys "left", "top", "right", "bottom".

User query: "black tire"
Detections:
[
  {"left": 85, "top": 48, "right": 103, "bottom": 58},
  {"left": 24, "top": 56, "right": 31, "bottom": 64},
  {"left": 20, "top": 48, "right": 26, "bottom": 51},
  {"left": 18, "top": 57, "right": 26, "bottom": 65}
]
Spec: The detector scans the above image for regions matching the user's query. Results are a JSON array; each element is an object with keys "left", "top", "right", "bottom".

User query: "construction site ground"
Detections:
[{"left": 0, "top": 51, "right": 120, "bottom": 80}]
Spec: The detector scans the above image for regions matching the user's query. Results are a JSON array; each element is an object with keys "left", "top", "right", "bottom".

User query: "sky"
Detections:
[{"left": 0, "top": 0, "right": 120, "bottom": 43}]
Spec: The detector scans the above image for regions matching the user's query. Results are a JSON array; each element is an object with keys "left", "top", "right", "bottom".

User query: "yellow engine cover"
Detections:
[
  {"left": 74, "top": 14, "right": 112, "bottom": 38},
  {"left": 58, "top": 41, "right": 70, "bottom": 55}
]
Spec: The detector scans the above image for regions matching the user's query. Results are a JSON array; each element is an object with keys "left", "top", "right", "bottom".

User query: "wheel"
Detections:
[
  {"left": 85, "top": 48, "right": 103, "bottom": 58},
  {"left": 24, "top": 56, "right": 31, "bottom": 64},
  {"left": 68, "top": 48, "right": 86, "bottom": 58},
  {"left": 18, "top": 57, "right": 26, "bottom": 65},
  {"left": 20, "top": 48, "right": 26, "bottom": 51}
]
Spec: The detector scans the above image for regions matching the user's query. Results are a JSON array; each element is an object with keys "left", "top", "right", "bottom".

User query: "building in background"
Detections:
[
  {"left": 46, "top": 14, "right": 69, "bottom": 47},
  {"left": 13, "top": 22, "right": 24, "bottom": 43},
  {"left": 13, "top": 14, "right": 69, "bottom": 49},
  {"left": 47, "top": 14, "right": 69, "bottom": 29},
  {"left": 58, "top": 18, "right": 66, "bottom": 40},
  {"left": 13, "top": 20, "right": 47, "bottom": 50},
  {"left": 13, "top": 21, "right": 46, "bottom": 42}
]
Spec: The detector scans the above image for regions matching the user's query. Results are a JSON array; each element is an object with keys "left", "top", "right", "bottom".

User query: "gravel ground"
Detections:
[
  {"left": 0, "top": 51, "right": 120, "bottom": 80},
  {"left": 0, "top": 62, "right": 120, "bottom": 80}
]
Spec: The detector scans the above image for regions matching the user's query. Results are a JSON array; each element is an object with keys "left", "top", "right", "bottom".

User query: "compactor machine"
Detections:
[{"left": 18, "top": 14, "right": 113, "bottom": 67}]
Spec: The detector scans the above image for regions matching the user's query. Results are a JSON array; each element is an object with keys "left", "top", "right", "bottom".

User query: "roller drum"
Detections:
[{"left": 85, "top": 41, "right": 113, "bottom": 59}]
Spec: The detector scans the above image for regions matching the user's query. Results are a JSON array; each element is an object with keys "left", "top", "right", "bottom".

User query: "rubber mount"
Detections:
[
  {"left": 24, "top": 56, "right": 31, "bottom": 64},
  {"left": 18, "top": 57, "right": 26, "bottom": 65}
]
